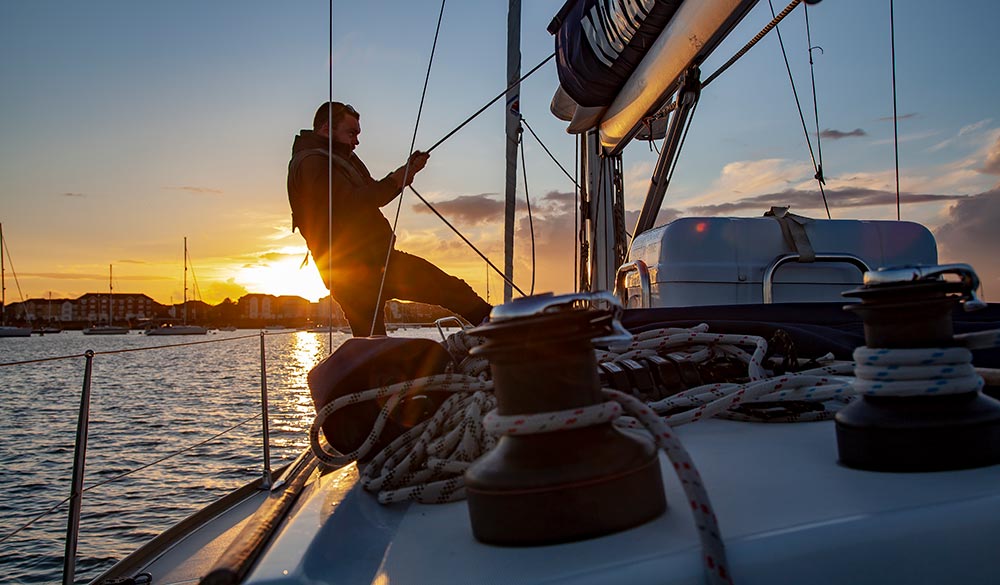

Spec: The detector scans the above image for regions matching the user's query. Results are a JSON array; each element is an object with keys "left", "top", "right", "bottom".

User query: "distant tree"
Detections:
[{"left": 213, "top": 297, "right": 239, "bottom": 323}]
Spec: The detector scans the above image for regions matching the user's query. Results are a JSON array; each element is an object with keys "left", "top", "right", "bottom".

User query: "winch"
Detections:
[
  {"left": 464, "top": 292, "right": 666, "bottom": 545},
  {"left": 838, "top": 263, "right": 1000, "bottom": 471}
]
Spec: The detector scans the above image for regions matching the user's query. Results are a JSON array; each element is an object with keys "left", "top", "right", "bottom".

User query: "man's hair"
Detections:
[{"left": 313, "top": 102, "right": 360, "bottom": 131}]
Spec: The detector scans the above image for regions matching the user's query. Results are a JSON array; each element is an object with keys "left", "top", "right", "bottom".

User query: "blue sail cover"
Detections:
[{"left": 549, "top": 0, "right": 683, "bottom": 108}]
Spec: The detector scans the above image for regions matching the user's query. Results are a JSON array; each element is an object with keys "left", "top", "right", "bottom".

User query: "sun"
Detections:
[{"left": 233, "top": 251, "right": 330, "bottom": 302}]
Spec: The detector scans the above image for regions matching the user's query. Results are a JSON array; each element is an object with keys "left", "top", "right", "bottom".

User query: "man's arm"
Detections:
[{"left": 299, "top": 156, "right": 400, "bottom": 209}]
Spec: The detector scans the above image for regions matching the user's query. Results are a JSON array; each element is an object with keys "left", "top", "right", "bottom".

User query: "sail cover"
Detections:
[{"left": 548, "top": 0, "right": 684, "bottom": 108}]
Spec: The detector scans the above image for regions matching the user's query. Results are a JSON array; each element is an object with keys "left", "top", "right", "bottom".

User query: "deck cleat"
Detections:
[
  {"left": 838, "top": 264, "right": 1000, "bottom": 471},
  {"left": 464, "top": 292, "right": 665, "bottom": 545}
]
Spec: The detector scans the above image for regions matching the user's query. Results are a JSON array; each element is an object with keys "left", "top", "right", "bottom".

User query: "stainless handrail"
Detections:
[
  {"left": 614, "top": 260, "right": 651, "bottom": 308},
  {"left": 434, "top": 316, "right": 468, "bottom": 341},
  {"left": 762, "top": 253, "right": 870, "bottom": 303}
]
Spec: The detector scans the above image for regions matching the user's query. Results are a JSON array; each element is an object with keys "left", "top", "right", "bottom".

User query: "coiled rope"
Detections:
[
  {"left": 852, "top": 328, "right": 999, "bottom": 397},
  {"left": 309, "top": 324, "right": 1000, "bottom": 585}
]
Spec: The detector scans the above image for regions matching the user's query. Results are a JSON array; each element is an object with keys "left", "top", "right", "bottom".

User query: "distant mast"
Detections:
[
  {"left": 504, "top": 0, "right": 521, "bottom": 303},
  {"left": 1, "top": 223, "right": 6, "bottom": 326},
  {"left": 108, "top": 264, "right": 114, "bottom": 326},
  {"left": 183, "top": 236, "right": 188, "bottom": 325}
]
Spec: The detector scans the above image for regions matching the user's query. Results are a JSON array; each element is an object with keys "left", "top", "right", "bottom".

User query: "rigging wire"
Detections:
[
  {"left": 0, "top": 412, "right": 262, "bottom": 545},
  {"left": 803, "top": 2, "right": 825, "bottom": 189},
  {"left": 2, "top": 235, "right": 26, "bottom": 307},
  {"left": 517, "top": 127, "right": 536, "bottom": 295},
  {"left": 664, "top": 101, "right": 699, "bottom": 209},
  {"left": 425, "top": 52, "right": 555, "bottom": 154},
  {"left": 890, "top": 0, "right": 901, "bottom": 220},
  {"left": 703, "top": 0, "right": 804, "bottom": 88},
  {"left": 767, "top": 0, "right": 832, "bottom": 219},
  {"left": 520, "top": 115, "right": 579, "bottom": 189},
  {"left": 327, "top": 0, "right": 335, "bottom": 350},
  {"left": 408, "top": 185, "right": 526, "bottom": 297},
  {"left": 371, "top": 0, "right": 448, "bottom": 336},
  {"left": 574, "top": 137, "right": 579, "bottom": 293},
  {"left": 187, "top": 248, "right": 203, "bottom": 304}
]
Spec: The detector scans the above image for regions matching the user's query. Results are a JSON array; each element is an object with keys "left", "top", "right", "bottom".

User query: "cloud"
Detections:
[
  {"left": 19, "top": 272, "right": 170, "bottom": 281},
  {"left": 60, "top": 192, "right": 86, "bottom": 197},
  {"left": 934, "top": 190, "right": 1000, "bottom": 293},
  {"left": 979, "top": 136, "right": 1000, "bottom": 175},
  {"left": 871, "top": 130, "right": 940, "bottom": 146},
  {"left": 685, "top": 187, "right": 966, "bottom": 216},
  {"left": 959, "top": 119, "right": 992, "bottom": 136},
  {"left": 164, "top": 186, "right": 224, "bottom": 195},
  {"left": 878, "top": 113, "right": 918, "bottom": 122},
  {"left": 820, "top": 128, "right": 866, "bottom": 140},
  {"left": 929, "top": 118, "right": 993, "bottom": 152},
  {"left": 543, "top": 191, "right": 576, "bottom": 204},
  {"left": 117, "top": 259, "right": 147, "bottom": 264},
  {"left": 412, "top": 193, "right": 504, "bottom": 225}
]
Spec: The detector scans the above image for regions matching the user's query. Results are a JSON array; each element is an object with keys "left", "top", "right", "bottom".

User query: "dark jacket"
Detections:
[{"left": 287, "top": 130, "right": 401, "bottom": 281}]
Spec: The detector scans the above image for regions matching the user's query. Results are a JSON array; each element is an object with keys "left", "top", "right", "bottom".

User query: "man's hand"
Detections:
[{"left": 392, "top": 151, "right": 430, "bottom": 188}]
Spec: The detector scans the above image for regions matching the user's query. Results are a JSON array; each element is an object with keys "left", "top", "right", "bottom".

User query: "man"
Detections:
[{"left": 287, "top": 101, "right": 492, "bottom": 336}]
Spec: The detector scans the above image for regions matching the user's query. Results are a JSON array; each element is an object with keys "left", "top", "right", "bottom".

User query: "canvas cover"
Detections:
[{"left": 549, "top": 0, "right": 684, "bottom": 108}]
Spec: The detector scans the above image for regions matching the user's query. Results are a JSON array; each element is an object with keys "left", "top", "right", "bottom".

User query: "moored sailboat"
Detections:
[
  {"left": 147, "top": 237, "right": 208, "bottom": 336},
  {"left": 0, "top": 222, "right": 32, "bottom": 337},
  {"left": 83, "top": 265, "right": 130, "bottom": 335},
  {"left": 32, "top": 292, "right": 64, "bottom": 334}
]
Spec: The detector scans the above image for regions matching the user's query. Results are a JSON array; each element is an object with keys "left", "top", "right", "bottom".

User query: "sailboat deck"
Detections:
[{"left": 244, "top": 419, "right": 999, "bottom": 585}]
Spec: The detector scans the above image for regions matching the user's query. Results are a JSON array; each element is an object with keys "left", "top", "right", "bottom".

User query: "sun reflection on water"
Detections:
[{"left": 275, "top": 332, "right": 329, "bottom": 443}]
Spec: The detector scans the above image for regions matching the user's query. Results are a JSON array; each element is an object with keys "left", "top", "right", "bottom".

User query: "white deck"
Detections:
[{"left": 244, "top": 419, "right": 1000, "bottom": 585}]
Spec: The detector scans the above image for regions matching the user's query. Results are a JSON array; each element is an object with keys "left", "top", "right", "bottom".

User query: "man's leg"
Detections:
[
  {"left": 329, "top": 266, "right": 389, "bottom": 337},
  {"left": 384, "top": 251, "right": 492, "bottom": 325},
  {"left": 334, "top": 284, "right": 388, "bottom": 336}
]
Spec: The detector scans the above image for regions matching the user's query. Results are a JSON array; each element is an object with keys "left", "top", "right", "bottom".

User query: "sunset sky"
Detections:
[{"left": 2, "top": 0, "right": 999, "bottom": 306}]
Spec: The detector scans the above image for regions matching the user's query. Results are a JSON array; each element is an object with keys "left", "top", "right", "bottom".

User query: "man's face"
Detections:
[{"left": 330, "top": 116, "right": 361, "bottom": 150}]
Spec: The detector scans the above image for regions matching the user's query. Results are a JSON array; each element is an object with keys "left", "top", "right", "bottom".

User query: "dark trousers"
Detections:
[{"left": 330, "top": 250, "right": 492, "bottom": 337}]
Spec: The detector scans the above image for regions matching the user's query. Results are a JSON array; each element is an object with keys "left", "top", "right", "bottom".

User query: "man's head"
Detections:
[{"left": 314, "top": 102, "right": 361, "bottom": 150}]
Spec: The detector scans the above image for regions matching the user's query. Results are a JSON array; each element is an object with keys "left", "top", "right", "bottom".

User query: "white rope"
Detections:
[
  {"left": 853, "top": 346, "right": 983, "bottom": 397},
  {"left": 308, "top": 323, "right": 1000, "bottom": 585},
  {"left": 604, "top": 325, "right": 771, "bottom": 381}
]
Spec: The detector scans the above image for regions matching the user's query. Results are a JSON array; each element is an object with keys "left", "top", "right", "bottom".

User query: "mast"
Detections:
[
  {"left": 581, "top": 131, "right": 623, "bottom": 292},
  {"left": 503, "top": 0, "right": 521, "bottom": 303},
  {"left": 108, "top": 264, "right": 113, "bottom": 326},
  {"left": 183, "top": 237, "right": 188, "bottom": 325},
  {"left": 1, "top": 223, "right": 5, "bottom": 326}
]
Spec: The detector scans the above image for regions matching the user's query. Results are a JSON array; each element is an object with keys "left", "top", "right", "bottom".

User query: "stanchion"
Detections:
[
  {"left": 259, "top": 332, "right": 272, "bottom": 489},
  {"left": 63, "top": 350, "right": 95, "bottom": 585}
]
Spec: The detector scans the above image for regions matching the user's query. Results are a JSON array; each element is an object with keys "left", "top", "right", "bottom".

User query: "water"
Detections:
[{"left": 0, "top": 327, "right": 450, "bottom": 584}]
